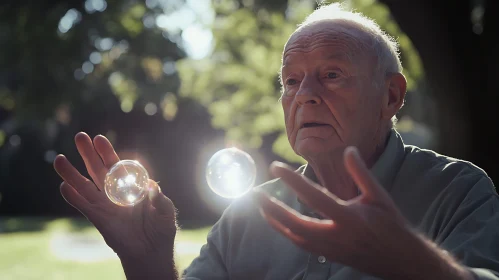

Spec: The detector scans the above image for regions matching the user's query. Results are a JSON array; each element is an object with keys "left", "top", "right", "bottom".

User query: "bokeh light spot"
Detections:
[
  {"left": 144, "top": 102, "right": 158, "bottom": 116},
  {"left": 82, "top": 61, "right": 94, "bottom": 74},
  {"left": 9, "top": 134, "right": 21, "bottom": 147},
  {"left": 89, "top": 52, "right": 102, "bottom": 64}
]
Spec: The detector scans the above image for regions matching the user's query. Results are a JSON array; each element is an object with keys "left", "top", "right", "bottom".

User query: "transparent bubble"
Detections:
[
  {"left": 206, "top": 147, "right": 256, "bottom": 198},
  {"left": 104, "top": 160, "right": 149, "bottom": 207}
]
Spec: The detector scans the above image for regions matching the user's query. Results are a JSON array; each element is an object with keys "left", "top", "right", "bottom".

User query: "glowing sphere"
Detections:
[
  {"left": 104, "top": 160, "right": 149, "bottom": 207},
  {"left": 206, "top": 147, "right": 257, "bottom": 198}
]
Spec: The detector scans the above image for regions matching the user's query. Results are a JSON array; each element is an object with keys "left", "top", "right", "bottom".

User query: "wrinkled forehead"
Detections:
[{"left": 283, "top": 20, "right": 371, "bottom": 63}]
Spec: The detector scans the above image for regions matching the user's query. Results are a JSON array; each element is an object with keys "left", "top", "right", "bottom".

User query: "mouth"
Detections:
[{"left": 301, "top": 122, "right": 329, "bottom": 128}]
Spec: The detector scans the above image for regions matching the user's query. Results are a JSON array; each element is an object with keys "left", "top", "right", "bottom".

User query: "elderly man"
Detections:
[{"left": 53, "top": 3, "right": 499, "bottom": 280}]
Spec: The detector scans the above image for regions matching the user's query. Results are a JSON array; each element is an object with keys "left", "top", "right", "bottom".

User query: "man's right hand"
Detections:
[{"left": 53, "top": 132, "right": 177, "bottom": 261}]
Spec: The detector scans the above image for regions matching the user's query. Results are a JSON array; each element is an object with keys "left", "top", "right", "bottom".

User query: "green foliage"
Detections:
[
  {"left": 178, "top": 0, "right": 306, "bottom": 162},
  {"left": 178, "top": 0, "right": 423, "bottom": 163},
  {"left": 0, "top": 0, "right": 186, "bottom": 122}
]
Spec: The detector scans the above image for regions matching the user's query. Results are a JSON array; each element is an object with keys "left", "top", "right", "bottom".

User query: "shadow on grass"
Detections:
[
  {"left": 0, "top": 216, "right": 96, "bottom": 234},
  {"left": 0, "top": 215, "right": 212, "bottom": 236},
  {"left": 0, "top": 216, "right": 50, "bottom": 233},
  {"left": 68, "top": 217, "right": 94, "bottom": 231}
]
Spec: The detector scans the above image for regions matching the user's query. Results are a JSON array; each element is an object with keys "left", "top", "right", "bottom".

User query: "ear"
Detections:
[{"left": 381, "top": 73, "right": 407, "bottom": 120}]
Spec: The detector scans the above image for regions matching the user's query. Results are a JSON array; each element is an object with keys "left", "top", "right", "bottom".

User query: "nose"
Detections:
[{"left": 295, "top": 76, "right": 322, "bottom": 106}]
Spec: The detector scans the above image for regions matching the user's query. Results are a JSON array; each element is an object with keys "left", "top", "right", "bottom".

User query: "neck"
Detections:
[{"left": 306, "top": 128, "right": 391, "bottom": 201}]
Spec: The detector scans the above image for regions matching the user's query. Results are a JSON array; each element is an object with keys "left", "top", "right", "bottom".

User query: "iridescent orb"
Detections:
[
  {"left": 104, "top": 160, "right": 149, "bottom": 207},
  {"left": 206, "top": 147, "right": 257, "bottom": 198}
]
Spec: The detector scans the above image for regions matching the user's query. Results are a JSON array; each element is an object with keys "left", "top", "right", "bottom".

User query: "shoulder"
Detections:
[
  {"left": 397, "top": 144, "right": 496, "bottom": 200},
  {"left": 391, "top": 144, "right": 496, "bottom": 228},
  {"left": 403, "top": 145, "right": 491, "bottom": 182}
]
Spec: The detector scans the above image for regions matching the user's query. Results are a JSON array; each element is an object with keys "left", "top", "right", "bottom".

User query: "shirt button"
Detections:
[{"left": 318, "top": 255, "right": 326, "bottom": 263}]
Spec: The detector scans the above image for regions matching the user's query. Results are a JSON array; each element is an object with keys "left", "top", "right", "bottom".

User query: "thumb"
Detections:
[
  {"left": 148, "top": 179, "right": 160, "bottom": 201},
  {"left": 148, "top": 180, "right": 175, "bottom": 215}
]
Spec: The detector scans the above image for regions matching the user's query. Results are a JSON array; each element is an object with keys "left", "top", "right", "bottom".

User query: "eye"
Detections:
[
  {"left": 286, "top": 78, "right": 298, "bottom": 86},
  {"left": 326, "top": 72, "right": 338, "bottom": 79}
]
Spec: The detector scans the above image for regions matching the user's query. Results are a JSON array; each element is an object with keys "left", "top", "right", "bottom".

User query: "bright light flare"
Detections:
[{"left": 205, "top": 147, "right": 256, "bottom": 199}]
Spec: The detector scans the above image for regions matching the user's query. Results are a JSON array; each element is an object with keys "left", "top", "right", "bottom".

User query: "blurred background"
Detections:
[{"left": 0, "top": 0, "right": 497, "bottom": 279}]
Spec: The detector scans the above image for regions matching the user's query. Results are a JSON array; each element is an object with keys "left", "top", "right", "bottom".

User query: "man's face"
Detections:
[{"left": 281, "top": 21, "right": 385, "bottom": 159}]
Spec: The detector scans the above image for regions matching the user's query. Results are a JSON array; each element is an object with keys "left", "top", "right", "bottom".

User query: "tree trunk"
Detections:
[{"left": 380, "top": 0, "right": 499, "bottom": 183}]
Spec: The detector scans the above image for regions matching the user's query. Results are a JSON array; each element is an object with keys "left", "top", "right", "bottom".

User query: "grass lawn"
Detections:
[{"left": 0, "top": 217, "right": 211, "bottom": 280}]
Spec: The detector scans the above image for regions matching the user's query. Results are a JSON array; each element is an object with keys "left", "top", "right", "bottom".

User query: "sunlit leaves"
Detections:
[
  {"left": 212, "top": 0, "right": 241, "bottom": 15},
  {"left": 120, "top": 3, "right": 146, "bottom": 37},
  {"left": 0, "top": 88, "right": 15, "bottom": 111},
  {"left": 177, "top": 1, "right": 310, "bottom": 162},
  {"left": 273, "top": 133, "right": 305, "bottom": 164},
  {"left": 252, "top": 107, "right": 284, "bottom": 135},
  {"left": 0, "top": 130, "right": 5, "bottom": 148},
  {"left": 141, "top": 57, "right": 164, "bottom": 82},
  {"left": 1, "top": 0, "right": 187, "bottom": 122},
  {"left": 109, "top": 71, "right": 138, "bottom": 113},
  {"left": 161, "top": 92, "right": 178, "bottom": 121}
]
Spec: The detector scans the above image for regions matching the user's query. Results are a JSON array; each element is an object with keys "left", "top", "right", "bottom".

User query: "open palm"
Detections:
[{"left": 53, "top": 132, "right": 177, "bottom": 258}]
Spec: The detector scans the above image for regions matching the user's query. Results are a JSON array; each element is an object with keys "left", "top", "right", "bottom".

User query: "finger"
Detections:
[
  {"left": 254, "top": 190, "right": 333, "bottom": 239},
  {"left": 93, "top": 135, "right": 120, "bottom": 169},
  {"left": 54, "top": 154, "right": 92, "bottom": 188},
  {"left": 54, "top": 155, "right": 104, "bottom": 203},
  {"left": 263, "top": 214, "right": 337, "bottom": 263},
  {"left": 60, "top": 181, "right": 90, "bottom": 215},
  {"left": 263, "top": 212, "right": 309, "bottom": 247},
  {"left": 75, "top": 132, "right": 107, "bottom": 189},
  {"left": 150, "top": 181, "right": 176, "bottom": 216},
  {"left": 269, "top": 162, "right": 353, "bottom": 223},
  {"left": 140, "top": 179, "right": 158, "bottom": 212},
  {"left": 148, "top": 179, "right": 160, "bottom": 201},
  {"left": 343, "top": 146, "right": 392, "bottom": 204}
]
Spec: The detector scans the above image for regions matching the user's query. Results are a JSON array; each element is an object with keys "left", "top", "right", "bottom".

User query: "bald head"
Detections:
[
  {"left": 284, "top": 20, "right": 376, "bottom": 76},
  {"left": 286, "top": 20, "right": 372, "bottom": 52},
  {"left": 281, "top": 3, "right": 402, "bottom": 90}
]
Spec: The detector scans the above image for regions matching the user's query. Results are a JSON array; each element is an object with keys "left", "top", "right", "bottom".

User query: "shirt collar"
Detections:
[
  {"left": 369, "top": 129, "right": 406, "bottom": 192},
  {"left": 301, "top": 128, "right": 406, "bottom": 193}
]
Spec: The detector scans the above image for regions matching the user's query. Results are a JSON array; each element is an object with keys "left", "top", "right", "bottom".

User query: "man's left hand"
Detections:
[{"left": 254, "top": 146, "right": 436, "bottom": 279}]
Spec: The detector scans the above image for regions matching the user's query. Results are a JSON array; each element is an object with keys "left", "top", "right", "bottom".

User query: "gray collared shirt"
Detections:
[{"left": 183, "top": 130, "right": 499, "bottom": 279}]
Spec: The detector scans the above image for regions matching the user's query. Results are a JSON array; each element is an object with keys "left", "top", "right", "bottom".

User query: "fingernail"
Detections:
[
  {"left": 54, "top": 154, "right": 65, "bottom": 160},
  {"left": 53, "top": 154, "right": 66, "bottom": 165},
  {"left": 270, "top": 161, "right": 288, "bottom": 169},
  {"left": 269, "top": 161, "right": 288, "bottom": 177},
  {"left": 148, "top": 181, "right": 159, "bottom": 201},
  {"left": 344, "top": 146, "right": 357, "bottom": 154},
  {"left": 345, "top": 146, "right": 360, "bottom": 158}
]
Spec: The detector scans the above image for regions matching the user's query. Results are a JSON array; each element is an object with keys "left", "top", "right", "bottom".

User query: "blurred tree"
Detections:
[
  {"left": 0, "top": 0, "right": 235, "bottom": 224},
  {"left": 177, "top": 0, "right": 423, "bottom": 163},
  {"left": 0, "top": 0, "right": 185, "bottom": 121}
]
